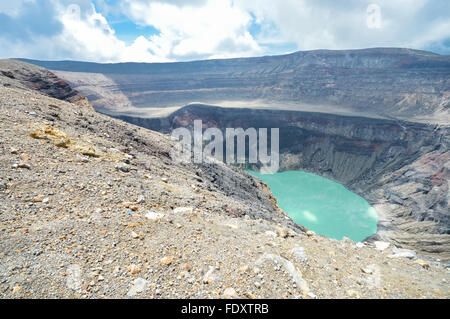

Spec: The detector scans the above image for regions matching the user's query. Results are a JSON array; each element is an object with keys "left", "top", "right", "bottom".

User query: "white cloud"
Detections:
[
  {"left": 235, "top": 0, "right": 450, "bottom": 52},
  {"left": 55, "top": 4, "right": 161, "bottom": 62},
  {"left": 0, "top": 0, "right": 449, "bottom": 63},
  {"left": 121, "top": 0, "right": 262, "bottom": 60},
  {"left": 0, "top": 1, "right": 165, "bottom": 62}
]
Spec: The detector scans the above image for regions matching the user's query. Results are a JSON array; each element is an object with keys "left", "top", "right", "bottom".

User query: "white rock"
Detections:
[
  {"left": 306, "top": 230, "right": 315, "bottom": 237},
  {"left": 307, "top": 292, "right": 317, "bottom": 299},
  {"left": 356, "top": 242, "right": 365, "bottom": 248},
  {"left": 255, "top": 253, "right": 309, "bottom": 293},
  {"left": 136, "top": 195, "right": 145, "bottom": 204},
  {"left": 66, "top": 264, "right": 82, "bottom": 291},
  {"left": 388, "top": 247, "right": 417, "bottom": 259},
  {"left": 225, "top": 222, "right": 239, "bottom": 229},
  {"left": 264, "top": 231, "right": 277, "bottom": 237},
  {"left": 174, "top": 207, "right": 193, "bottom": 214},
  {"left": 374, "top": 241, "right": 390, "bottom": 251},
  {"left": 145, "top": 211, "right": 165, "bottom": 221},
  {"left": 291, "top": 245, "right": 308, "bottom": 264},
  {"left": 223, "top": 287, "right": 238, "bottom": 299},
  {"left": 203, "top": 266, "right": 219, "bottom": 284},
  {"left": 127, "top": 278, "right": 148, "bottom": 297}
]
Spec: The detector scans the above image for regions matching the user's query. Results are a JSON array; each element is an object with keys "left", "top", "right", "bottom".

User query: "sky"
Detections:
[{"left": 0, "top": 0, "right": 449, "bottom": 63}]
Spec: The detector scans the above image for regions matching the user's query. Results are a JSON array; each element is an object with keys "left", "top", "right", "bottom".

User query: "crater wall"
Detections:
[{"left": 115, "top": 104, "right": 450, "bottom": 258}]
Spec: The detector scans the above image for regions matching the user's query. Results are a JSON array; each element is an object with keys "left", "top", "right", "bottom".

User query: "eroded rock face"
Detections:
[{"left": 0, "top": 59, "right": 92, "bottom": 109}]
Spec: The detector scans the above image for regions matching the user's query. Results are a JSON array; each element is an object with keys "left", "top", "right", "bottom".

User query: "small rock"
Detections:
[
  {"left": 307, "top": 292, "right": 317, "bottom": 299},
  {"left": 374, "top": 241, "right": 390, "bottom": 251},
  {"left": 12, "top": 286, "right": 21, "bottom": 294},
  {"left": 245, "top": 292, "right": 256, "bottom": 299},
  {"left": 136, "top": 195, "right": 145, "bottom": 204},
  {"left": 66, "top": 264, "right": 82, "bottom": 290},
  {"left": 415, "top": 259, "right": 430, "bottom": 269},
  {"left": 125, "top": 209, "right": 136, "bottom": 216},
  {"left": 306, "top": 230, "right": 315, "bottom": 237},
  {"left": 239, "top": 265, "right": 250, "bottom": 273},
  {"left": 160, "top": 256, "right": 174, "bottom": 266},
  {"left": 127, "top": 264, "right": 141, "bottom": 275},
  {"left": 181, "top": 264, "right": 192, "bottom": 272},
  {"left": 264, "top": 231, "right": 277, "bottom": 237},
  {"left": 115, "top": 163, "right": 130, "bottom": 173},
  {"left": 33, "top": 195, "right": 44, "bottom": 202},
  {"left": 223, "top": 287, "right": 238, "bottom": 299},
  {"left": 145, "top": 211, "right": 165, "bottom": 221},
  {"left": 122, "top": 202, "right": 134, "bottom": 208},
  {"left": 276, "top": 227, "right": 289, "bottom": 238},
  {"left": 127, "top": 278, "right": 148, "bottom": 297},
  {"left": 174, "top": 207, "right": 193, "bottom": 214},
  {"left": 131, "top": 231, "right": 139, "bottom": 239},
  {"left": 161, "top": 177, "right": 168, "bottom": 183},
  {"left": 202, "top": 266, "right": 218, "bottom": 284},
  {"left": 291, "top": 245, "right": 307, "bottom": 264},
  {"left": 356, "top": 242, "right": 365, "bottom": 248},
  {"left": 361, "top": 266, "right": 374, "bottom": 274},
  {"left": 10, "top": 148, "right": 19, "bottom": 155},
  {"left": 224, "top": 222, "right": 239, "bottom": 229},
  {"left": 42, "top": 197, "right": 49, "bottom": 204},
  {"left": 346, "top": 290, "right": 360, "bottom": 298},
  {"left": 17, "top": 162, "right": 31, "bottom": 169},
  {"left": 388, "top": 247, "right": 417, "bottom": 259},
  {"left": 95, "top": 208, "right": 104, "bottom": 214}
]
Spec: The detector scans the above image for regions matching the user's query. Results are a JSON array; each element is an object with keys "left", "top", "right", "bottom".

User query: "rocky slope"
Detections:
[{"left": 1, "top": 61, "right": 448, "bottom": 299}]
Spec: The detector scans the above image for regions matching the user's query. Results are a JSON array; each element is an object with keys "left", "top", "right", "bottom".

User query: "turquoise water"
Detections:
[{"left": 247, "top": 170, "right": 378, "bottom": 242}]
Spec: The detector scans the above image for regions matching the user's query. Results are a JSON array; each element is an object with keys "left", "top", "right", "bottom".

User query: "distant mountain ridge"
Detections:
[{"left": 17, "top": 47, "right": 449, "bottom": 73}]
